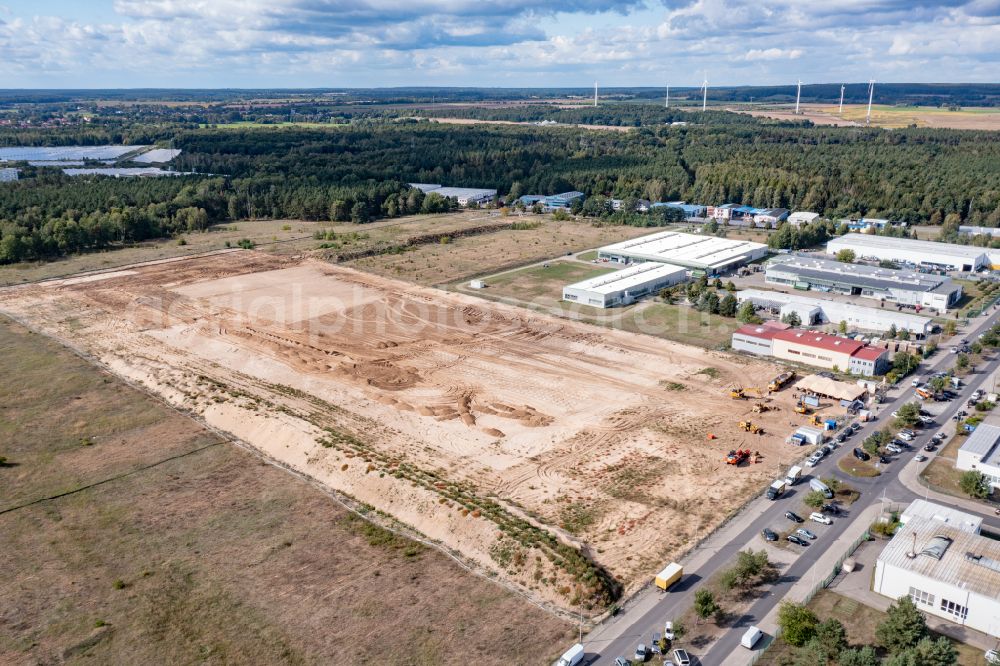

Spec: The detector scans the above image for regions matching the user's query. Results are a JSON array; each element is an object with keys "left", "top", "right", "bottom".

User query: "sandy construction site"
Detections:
[{"left": 0, "top": 251, "right": 801, "bottom": 610}]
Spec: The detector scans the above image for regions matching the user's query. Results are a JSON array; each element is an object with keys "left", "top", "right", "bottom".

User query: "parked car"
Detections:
[
  {"left": 673, "top": 648, "right": 691, "bottom": 666},
  {"left": 836, "top": 432, "right": 848, "bottom": 443},
  {"left": 796, "top": 528, "right": 817, "bottom": 540},
  {"left": 924, "top": 443, "right": 937, "bottom": 452},
  {"left": 805, "top": 452, "right": 823, "bottom": 467},
  {"left": 651, "top": 633, "right": 662, "bottom": 654},
  {"left": 762, "top": 528, "right": 778, "bottom": 542},
  {"left": 898, "top": 432, "right": 914, "bottom": 442},
  {"left": 787, "top": 534, "right": 809, "bottom": 546},
  {"left": 810, "top": 512, "right": 833, "bottom": 525},
  {"left": 822, "top": 444, "right": 835, "bottom": 455},
  {"left": 663, "top": 621, "right": 675, "bottom": 641},
  {"left": 614, "top": 658, "right": 632, "bottom": 666},
  {"left": 785, "top": 511, "right": 804, "bottom": 523},
  {"left": 879, "top": 455, "right": 890, "bottom": 464},
  {"left": 822, "top": 503, "right": 840, "bottom": 514},
  {"left": 915, "top": 454, "right": 928, "bottom": 462},
  {"left": 886, "top": 444, "right": 903, "bottom": 454},
  {"left": 853, "top": 447, "right": 870, "bottom": 461},
  {"left": 634, "top": 644, "right": 649, "bottom": 662}
]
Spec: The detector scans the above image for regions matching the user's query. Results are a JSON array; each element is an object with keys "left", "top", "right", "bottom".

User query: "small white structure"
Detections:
[
  {"left": 736, "top": 289, "right": 934, "bottom": 336},
  {"left": 562, "top": 262, "right": 687, "bottom": 308},
  {"left": 788, "top": 211, "right": 820, "bottom": 226},
  {"left": 597, "top": 230, "right": 768, "bottom": 273},
  {"left": 827, "top": 233, "right": 989, "bottom": 272},
  {"left": 873, "top": 501, "right": 1000, "bottom": 637},
  {"left": 469, "top": 279, "right": 486, "bottom": 290},
  {"left": 956, "top": 423, "right": 1000, "bottom": 490},
  {"left": 0, "top": 167, "right": 18, "bottom": 182}
]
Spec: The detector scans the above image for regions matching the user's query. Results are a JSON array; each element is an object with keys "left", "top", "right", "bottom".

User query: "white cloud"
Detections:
[
  {"left": 0, "top": 1, "right": 997, "bottom": 86},
  {"left": 744, "top": 48, "right": 803, "bottom": 61}
]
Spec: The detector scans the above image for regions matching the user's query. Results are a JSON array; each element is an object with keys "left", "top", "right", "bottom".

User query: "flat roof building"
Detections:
[
  {"left": 788, "top": 211, "right": 820, "bottom": 226},
  {"left": 736, "top": 288, "right": 934, "bottom": 336},
  {"left": 765, "top": 254, "right": 962, "bottom": 314},
  {"left": 959, "top": 225, "right": 1000, "bottom": 238},
  {"left": 899, "top": 498, "right": 982, "bottom": 534},
  {"left": 874, "top": 501, "right": 1000, "bottom": 637},
  {"left": 827, "top": 233, "right": 989, "bottom": 272},
  {"left": 518, "top": 191, "right": 585, "bottom": 211},
  {"left": 412, "top": 185, "right": 497, "bottom": 206},
  {"left": 650, "top": 201, "right": 707, "bottom": 218},
  {"left": 732, "top": 324, "right": 890, "bottom": 376},
  {"left": 562, "top": 262, "right": 687, "bottom": 308},
  {"left": 956, "top": 423, "right": 1000, "bottom": 491},
  {"left": 598, "top": 230, "right": 769, "bottom": 273}
]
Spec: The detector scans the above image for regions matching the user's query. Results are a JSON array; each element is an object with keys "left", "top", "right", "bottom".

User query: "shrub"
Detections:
[{"left": 777, "top": 602, "right": 819, "bottom": 646}]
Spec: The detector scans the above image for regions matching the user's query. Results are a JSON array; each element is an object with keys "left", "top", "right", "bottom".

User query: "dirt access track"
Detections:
[{"left": 0, "top": 251, "right": 799, "bottom": 612}]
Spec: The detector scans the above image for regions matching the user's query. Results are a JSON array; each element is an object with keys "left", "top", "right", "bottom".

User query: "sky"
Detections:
[{"left": 0, "top": 0, "right": 997, "bottom": 88}]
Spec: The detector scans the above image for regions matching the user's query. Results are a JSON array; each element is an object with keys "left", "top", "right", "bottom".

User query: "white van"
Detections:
[
  {"left": 741, "top": 626, "right": 763, "bottom": 649},
  {"left": 557, "top": 643, "right": 584, "bottom": 666}
]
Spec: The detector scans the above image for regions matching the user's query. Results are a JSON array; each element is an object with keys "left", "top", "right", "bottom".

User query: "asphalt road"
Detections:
[{"left": 589, "top": 308, "right": 1000, "bottom": 666}]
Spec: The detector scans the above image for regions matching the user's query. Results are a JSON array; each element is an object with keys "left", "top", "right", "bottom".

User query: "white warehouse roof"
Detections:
[
  {"left": 598, "top": 231, "right": 768, "bottom": 271},
  {"left": 827, "top": 233, "right": 988, "bottom": 267},
  {"left": 567, "top": 262, "right": 687, "bottom": 296},
  {"left": 900, "top": 499, "right": 982, "bottom": 534},
  {"left": 737, "top": 288, "right": 933, "bottom": 334}
]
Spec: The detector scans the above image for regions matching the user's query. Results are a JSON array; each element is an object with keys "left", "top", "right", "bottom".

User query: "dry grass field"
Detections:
[
  {"left": 742, "top": 103, "right": 1000, "bottom": 130},
  {"left": 0, "top": 251, "right": 801, "bottom": 612},
  {"left": 0, "top": 316, "right": 575, "bottom": 665},
  {"left": 347, "top": 216, "right": 654, "bottom": 285}
]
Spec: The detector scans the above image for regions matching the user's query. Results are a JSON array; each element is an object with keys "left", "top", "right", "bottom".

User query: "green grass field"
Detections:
[{"left": 479, "top": 260, "right": 617, "bottom": 304}]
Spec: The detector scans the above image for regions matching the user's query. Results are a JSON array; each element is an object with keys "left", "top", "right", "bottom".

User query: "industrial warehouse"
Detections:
[
  {"left": 597, "top": 231, "right": 769, "bottom": 273},
  {"left": 827, "top": 233, "right": 996, "bottom": 272},
  {"left": 736, "top": 288, "right": 934, "bottom": 336},
  {"left": 765, "top": 254, "right": 962, "bottom": 313},
  {"left": 873, "top": 500, "right": 1000, "bottom": 637},
  {"left": 731, "top": 324, "right": 890, "bottom": 376},
  {"left": 562, "top": 262, "right": 687, "bottom": 308},
  {"left": 407, "top": 183, "right": 497, "bottom": 206},
  {"left": 956, "top": 423, "right": 1000, "bottom": 491}
]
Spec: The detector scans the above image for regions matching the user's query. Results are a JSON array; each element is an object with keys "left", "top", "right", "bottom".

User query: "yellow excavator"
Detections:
[
  {"left": 794, "top": 399, "right": 811, "bottom": 415},
  {"left": 738, "top": 420, "right": 765, "bottom": 435},
  {"left": 751, "top": 402, "right": 770, "bottom": 414},
  {"left": 730, "top": 385, "right": 766, "bottom": 400}
]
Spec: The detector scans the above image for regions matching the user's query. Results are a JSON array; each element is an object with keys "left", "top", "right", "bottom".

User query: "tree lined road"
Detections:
[{"left": 587, "top": 307, "right": 1000, "bottom": 665}]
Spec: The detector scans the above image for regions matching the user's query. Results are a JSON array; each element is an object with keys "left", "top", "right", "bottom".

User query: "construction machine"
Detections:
[
  {"left": 725, "top": 449, "right": 750, "bottom": 465},
  {"left": 751, "top": 402, "right": 770, "bottom": 414},
  {"left": 768, "top": 371, "right": 796, "bottom": 392},
  {"left": 738, "top": 421, "right": 764, "bottom": 435},
  {"left": 730, "top": 385, "right": 766, "bottom": 399},
  {"left": 809, "top": 414, "right": 823, "bottom": 427},
  {"left": 794, "top": 400, "right": 811, "bottom": 415}
]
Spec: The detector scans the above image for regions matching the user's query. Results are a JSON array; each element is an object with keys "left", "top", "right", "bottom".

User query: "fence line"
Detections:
[{"left": 747, "top": 530, "right": 872, "bottom": 665}]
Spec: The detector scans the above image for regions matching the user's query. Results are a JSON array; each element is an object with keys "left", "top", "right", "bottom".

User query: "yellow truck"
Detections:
[{"left": 654, "top": 562, "right": 684, "bottom": 591}]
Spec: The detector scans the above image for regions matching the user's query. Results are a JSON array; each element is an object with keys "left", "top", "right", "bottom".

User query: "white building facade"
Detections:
[
  {"left": 562, "top": 262, "right": 687, "bottom": 308},
  {"left": 956, "top": 423, "right": 1000, "bottom": 490},
  {"left": 827, "top": 233, "right": 989, "bottom": 272},
  {"left": 873, "top": 502, "right": 1000, "bottom": 638}
]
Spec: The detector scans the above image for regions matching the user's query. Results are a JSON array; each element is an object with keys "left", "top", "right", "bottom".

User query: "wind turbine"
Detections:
[
  {"left": 795, "top": 79, "right": 802, "bottom": 115},
  {"left": 838, "top": 84, "right": 845, "bottom": 115},
  {"left": 866, "top": 79, "right": 875, "bottom": 126},
  {"left": 594, "top": 80, "right": 598, "bottom": 107},
  {"left": 665, "top": 84, "right": 669, "bottom": 109},
  {"left": 701, "top": 73, "right": 708, "bottom": 112}
]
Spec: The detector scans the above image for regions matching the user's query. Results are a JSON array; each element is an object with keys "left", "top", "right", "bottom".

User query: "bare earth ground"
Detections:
[
  {"left": 0, "top": 251, "right": 799, "bottom": 612},
  {"left": 0, "top": 316, "right": 573, "bottom": 665},
  {"left": 348, "top": 217, "right": 655, "bottom": 285},
  {"left": 740, "top": 103, "right": 1000, "bottom": 130}
]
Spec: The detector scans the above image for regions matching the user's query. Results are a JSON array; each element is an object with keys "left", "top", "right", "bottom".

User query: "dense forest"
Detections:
[{"left": 1, "top": 108, "right": 999, "bottom": 264}]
